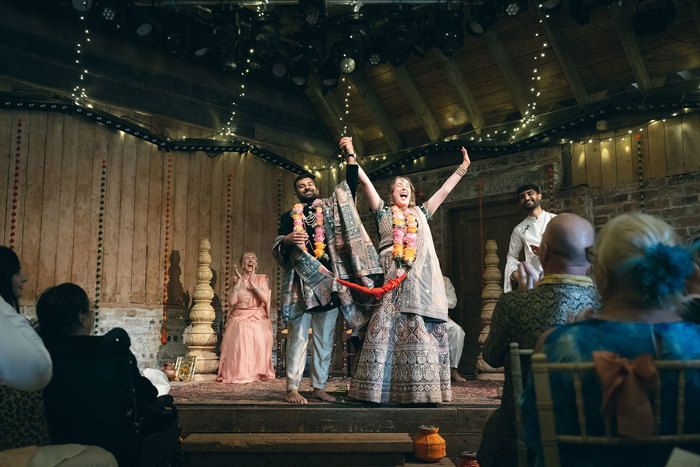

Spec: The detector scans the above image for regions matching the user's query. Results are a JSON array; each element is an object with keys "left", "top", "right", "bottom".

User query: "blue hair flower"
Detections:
[{"left": 630, "top": 243, "right": 694, "bottom": 302}]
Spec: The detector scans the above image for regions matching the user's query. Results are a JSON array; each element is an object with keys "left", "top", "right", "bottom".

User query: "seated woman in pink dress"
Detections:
[{"left": 217, "top": 251, "right": 275, "bottom": 383}]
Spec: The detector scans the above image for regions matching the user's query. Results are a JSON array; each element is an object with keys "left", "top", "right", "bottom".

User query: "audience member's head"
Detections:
[
  {"left": 538, "top": 213, "right": 594, "bottom": 276},
  {"left": 594, "top": 212, "right": 696, "bottom": 312},
  {"left": 37, "top": 283, "right": 93, "bottom": 340},
  {"left": 0, "top": 246, "right": 24, "bottom": 311}
]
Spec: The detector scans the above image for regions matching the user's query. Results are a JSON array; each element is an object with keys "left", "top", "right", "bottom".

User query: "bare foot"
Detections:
[
  {"left": 451, "top": 368, "right": 466, "bottom": 382},
  {"left": 286, "top": 390, "right": 308, "bottom": 404},
  {"left": 311, "top": 388, "right": 336, "bottom": 402}
]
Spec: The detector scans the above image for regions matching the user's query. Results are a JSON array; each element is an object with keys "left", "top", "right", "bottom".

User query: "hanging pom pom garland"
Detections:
[
  {"left": 94, "top": 159, "right": 106, "bottom": 333},
  {"left": 161, "top": 152, "right": 173, "bottom": 344},
  {"left": 10, "top": 119, "right": 22, "bottom": 250},
  {"left": 636, "top": 133, "right": 645, "bottom": 210},
  {"left": 224, "top": 173, "right": 233, "bottom": 326}
]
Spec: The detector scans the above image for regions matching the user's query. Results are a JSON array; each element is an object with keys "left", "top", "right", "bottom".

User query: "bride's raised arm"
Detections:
[
  {"left": 426, "top": 146, "right": 471, "bottom": 217},
  {"left": 340, "top": 136, "right": 383, "bottom": 211}
]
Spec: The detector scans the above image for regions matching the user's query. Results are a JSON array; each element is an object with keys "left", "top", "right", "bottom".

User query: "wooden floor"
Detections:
[{"left": 172, "top": 376, "right": 501, "bottom": 463}]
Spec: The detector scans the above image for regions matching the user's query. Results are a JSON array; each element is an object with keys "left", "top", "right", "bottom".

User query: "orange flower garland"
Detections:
[{"left": 291, "top": 201, "right": 326, "bottom": 259}]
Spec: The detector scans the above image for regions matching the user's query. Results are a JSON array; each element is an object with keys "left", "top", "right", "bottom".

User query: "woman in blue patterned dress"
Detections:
[
  {"left": 340, "top": 137, "right": 470, "bottom": 404},
  {"left": 522, "top": 212, "right": 700, "bottom": 466}
]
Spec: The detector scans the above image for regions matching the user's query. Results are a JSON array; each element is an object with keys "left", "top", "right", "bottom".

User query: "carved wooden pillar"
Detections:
[
  {"left": 185, "top": 239, "right": 219, "bottom": 380},
  {"left": 477, "top": 239, "right": 504, "bottom": 380}
]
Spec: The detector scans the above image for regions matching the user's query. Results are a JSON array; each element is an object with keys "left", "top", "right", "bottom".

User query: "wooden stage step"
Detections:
[
  {"left": 177, "top": 404, "right": 494, "bottom": 458},
  {"left": 183, "top": 432, "right": 418, "bottom": 466}
]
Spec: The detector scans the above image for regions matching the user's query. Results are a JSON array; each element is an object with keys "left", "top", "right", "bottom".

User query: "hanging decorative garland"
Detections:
[
  {"left": 276, "top": 173, "right": 283, "bottom": 376},
  {"left": 160, "top": 152, "right": 173, "bottom": 344},
  {"left": 636, "top": 133, "right": 645, "bottom": 210},
  {"left": 94, "top": 159, "right": 106, "bottom": 333},
  {"left": 10, "top": 119, "right": 22, "bottom": 250},
  {"left": 224, "top": 173, "right": 233, "bottom": 326},
  {"left": 478, "top": 180, "right": 484, "bottom": 290}
]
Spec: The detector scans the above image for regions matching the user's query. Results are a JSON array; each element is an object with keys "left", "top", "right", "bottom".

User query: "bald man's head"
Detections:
[{"left": 539, "top": 213, "right": 595, "bottom": 274}]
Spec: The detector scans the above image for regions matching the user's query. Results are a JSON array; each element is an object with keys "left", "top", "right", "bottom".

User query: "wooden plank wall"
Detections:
[
  {"left": 571, "top": 113, "right": 700, "bottom": 187},
  {"left": 0, "top": 108, "right": 333, "bottom": 308}
]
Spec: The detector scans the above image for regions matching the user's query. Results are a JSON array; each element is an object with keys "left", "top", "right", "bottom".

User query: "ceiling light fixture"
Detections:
[
  {"left": 466, "top": 3, "right": 497, "bottom": 37},
  {"left": 435, "top": 9, "right": 464, "bottom": 57}
]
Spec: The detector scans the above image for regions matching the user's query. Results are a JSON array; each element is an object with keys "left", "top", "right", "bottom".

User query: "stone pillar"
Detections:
[
  {"left": 185, "top": 239, "right": 219, "bottom": 381},
  {"left": 476, "top": 239, "right": 504, "bottom": 380}
]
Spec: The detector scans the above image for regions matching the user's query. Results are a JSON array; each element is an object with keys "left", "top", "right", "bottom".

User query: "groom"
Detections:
[{"left": 274, "top": 150, "right": 381, "bottom": 404}]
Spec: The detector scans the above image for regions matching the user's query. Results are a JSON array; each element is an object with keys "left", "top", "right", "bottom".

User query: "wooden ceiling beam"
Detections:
[
  {"left": 435, "top": 52, "right": 485, "bottom": 134},
  {"left": 609, "top": 3, "right": 651, "bottom": 94},
  {"left": 305, "top": 75, "right": 365, "bottom": 156},
  {"left": 349, "top": 72, "right": 403, "bottom": 153},
  {"left": 393, "top": 65, "right": 442, "bottom": 142},
  {"left": 539, "top": 11, "right": 589, "bottom": 107},
  {"left": 483, "top": 28, "right": 529, "bottom": 117}
]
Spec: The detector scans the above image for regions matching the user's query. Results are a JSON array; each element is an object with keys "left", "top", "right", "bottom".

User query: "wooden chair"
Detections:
[
  {"left": 509, "top": 342, "right": 533, "bottom": 467},
  {"left": 530, "top": 353, "right": 700, "bottom": 467}
]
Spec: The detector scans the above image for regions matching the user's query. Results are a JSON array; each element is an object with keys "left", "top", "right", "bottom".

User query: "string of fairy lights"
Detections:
[
  {"left": 71, "top": 4, "right": 92, "bottom": 108},
  {"left": 220, "top": 5, "right": 267, "bottom": 138}
]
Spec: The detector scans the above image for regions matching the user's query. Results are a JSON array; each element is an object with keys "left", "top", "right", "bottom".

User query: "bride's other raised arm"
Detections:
[
  {"left": 426, "top": 146, "right": 471, "bottom": 217},
  {"left": 339, "top": 136, "right": 383, "bottom": 211}
]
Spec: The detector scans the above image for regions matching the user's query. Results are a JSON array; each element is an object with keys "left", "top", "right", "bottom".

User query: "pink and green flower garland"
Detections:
[{"left": 391, "top": 205, "right": 417, "bottom": 277}]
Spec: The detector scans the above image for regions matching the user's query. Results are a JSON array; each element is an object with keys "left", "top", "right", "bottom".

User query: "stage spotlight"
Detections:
[
  {"left": 318, "top": 59, "right": 339, "bottom": 88},
  {"left": 166, "top": 19, "right": 189, "bottom": 58},
  {"left": 299, "top": 0, "right": 326, "bottom": 26},
  {"left": 542, "top": 0, "right": 563, "bottom": 11},
  {"left": 434, "top": 9, "right": 464, "bottom": 57},
  {"left": 131, "top": 6, "right": 153, "bottom": 37},
  {"left": 301, "top": 27, "right": 327, "bottom": 67},
  {"left": 99, "top": 1, "right": 125, "bottom": 29},
  {"left": 633, "top": 0, "right": 676, "bottom": 37},
  {"left": 214, "top": 24, "right": 238, "bottom": 55},
  {"left": 340, "top": 11, "right": 369, "bottom": 70},
  {"left": 290, "top": 60, "right": 311, "bottom": 86},
  {"left": 191, "top": 22, "right": 214, "bottom": 57},
  {"left": 270, "top": 52, "right": 289, "bottom": 79},
  {"left": 365, "top": 39, "right": 386, "bottom": 66},
  {"left": 466, "top": 2, "right": 496, "bottom": 37},
  {"left": 71, "top": 0, "right": 93, "bottom": 13},
  {"left": 386, "top": 10, "right": 414, "bottom": 66},
  {"left": 504, "top": 0, "right": 527, "bottom": 16}
]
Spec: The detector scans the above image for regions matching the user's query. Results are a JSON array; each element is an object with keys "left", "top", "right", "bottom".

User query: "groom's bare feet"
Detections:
[
  {"left": 311, "top": 388, "right": 336, "bottom": 402},
  {"left": 286, "top": 390, "right": 308, "bottom": 404},
  {"left": 451, "top": 368, "right": 467, "bottom": 382}
]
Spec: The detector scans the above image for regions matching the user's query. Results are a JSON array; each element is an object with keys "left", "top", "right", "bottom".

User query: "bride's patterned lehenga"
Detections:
[{"left": 349, "top": 202, "right": 452, "bottom": 404}]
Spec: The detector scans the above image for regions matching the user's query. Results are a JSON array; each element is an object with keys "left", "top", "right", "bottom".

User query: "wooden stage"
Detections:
[{"left": 171, "top": 377, "right": 501, "bottom": 466}]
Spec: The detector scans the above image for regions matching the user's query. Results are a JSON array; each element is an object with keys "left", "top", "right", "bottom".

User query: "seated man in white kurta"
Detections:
[
  {"left": 443, "top": 275, "right": 466, "bottom": 382},
  {"left": 503, "top": 184, "right": 557, "bottom": 293}
]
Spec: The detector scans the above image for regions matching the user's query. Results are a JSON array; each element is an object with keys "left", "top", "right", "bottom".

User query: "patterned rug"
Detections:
[{"left": 169, "top": 376, "right": 502, "bottom": 406}]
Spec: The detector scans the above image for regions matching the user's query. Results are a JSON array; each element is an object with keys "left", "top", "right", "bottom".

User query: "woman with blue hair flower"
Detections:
[{"left": 521, "top": 212, "right": 700, "bottom": 467}]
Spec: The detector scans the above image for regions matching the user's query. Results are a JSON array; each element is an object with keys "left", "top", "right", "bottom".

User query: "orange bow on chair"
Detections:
[
  {"left": 336, "top": 274, "right": 407, "bottom": 300},
  {"left": 593, "top": 351, "right": 659, "bottom": 438}
]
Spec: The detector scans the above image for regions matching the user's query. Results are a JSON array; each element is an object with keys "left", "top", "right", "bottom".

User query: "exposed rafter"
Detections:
[
  {"left": 305, "top": 75, "right": 365, "bottom": 156},
  {"left": 609, "top": 3, "right": 651, "bottom": 94},
  {"left": 539, "top": 11, "right": 589, "bottom": 107},
  {"left": 349, "top": 72, "right": 403, "bottom": 153},
  {"left": 393, "top": 65, "right": 441, "bottom": 142},
  {"left": 436, "top": 52, "right": 485, "bottom": 134},
  {"left": 483, "top": 28, "right": 529, "bottom": 117}
]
